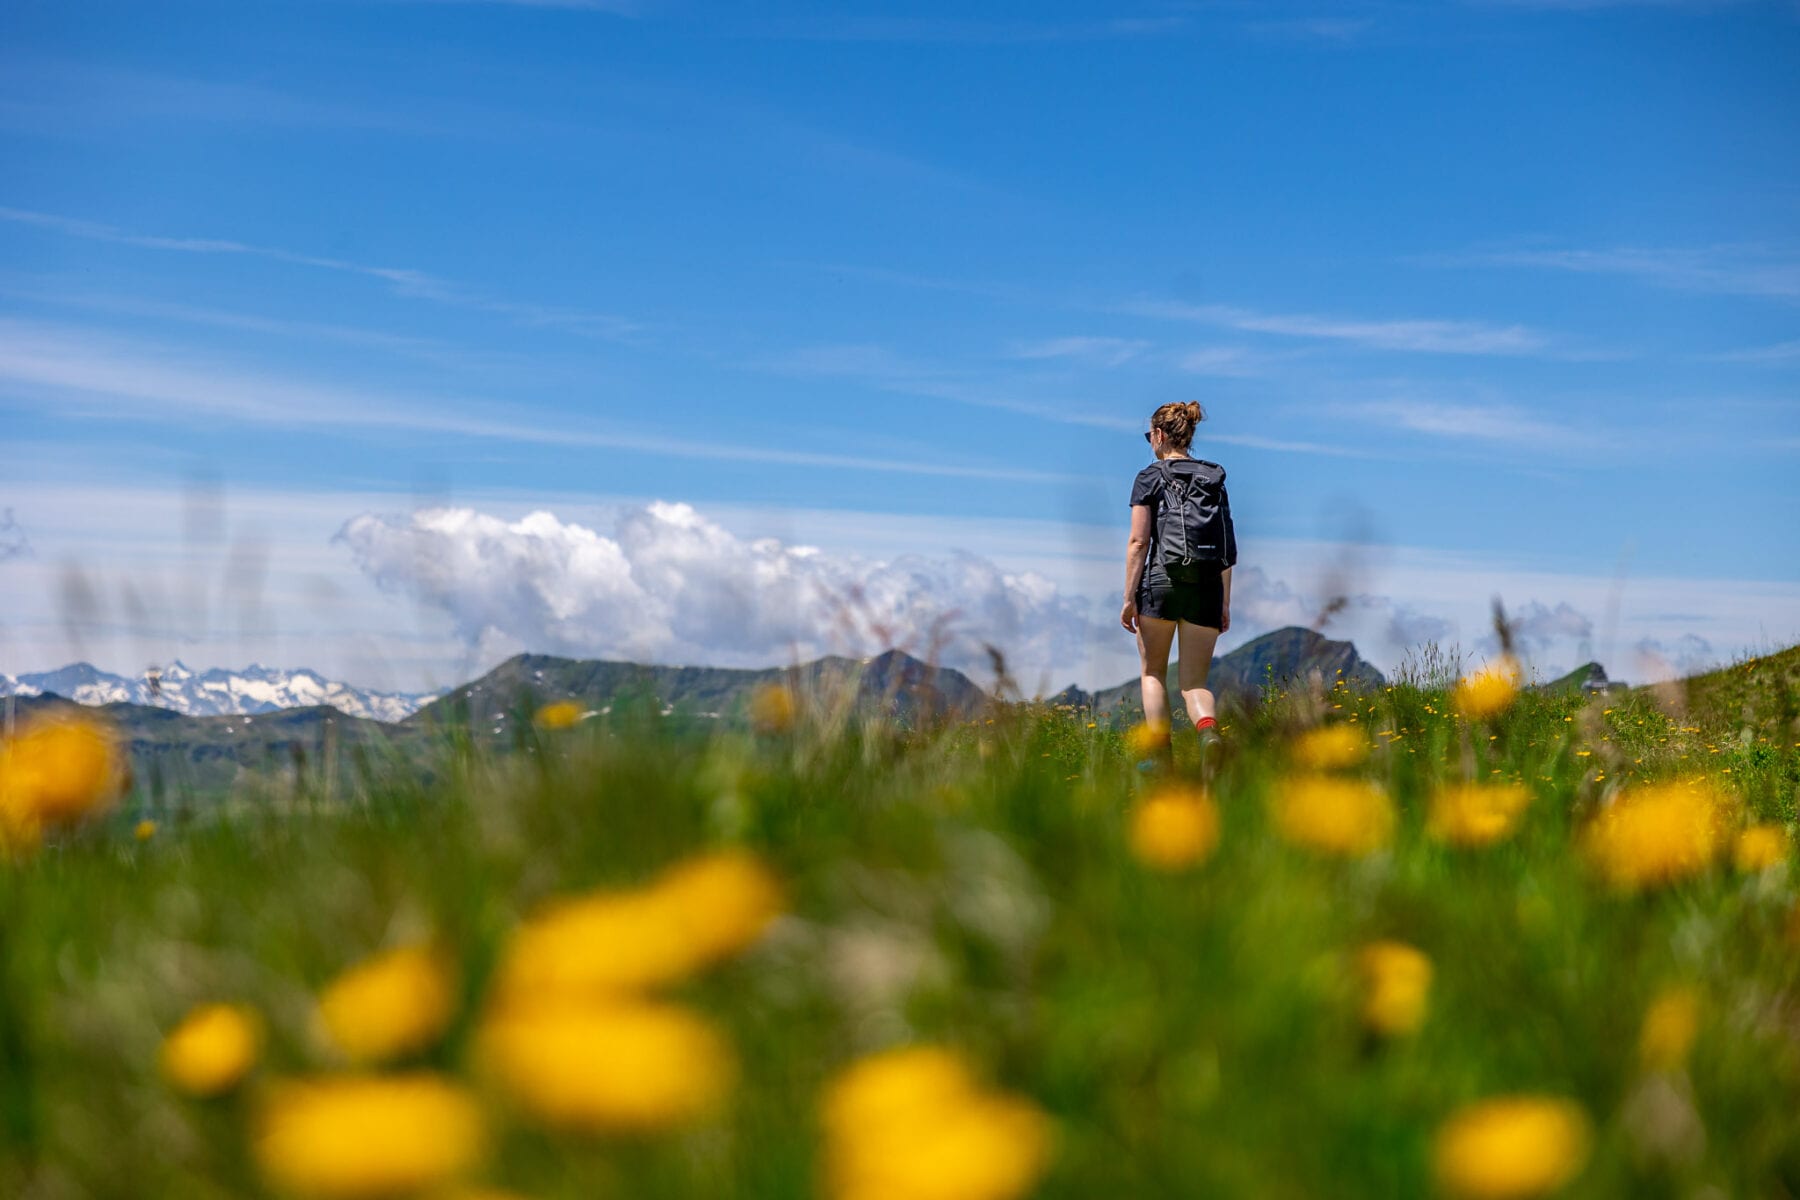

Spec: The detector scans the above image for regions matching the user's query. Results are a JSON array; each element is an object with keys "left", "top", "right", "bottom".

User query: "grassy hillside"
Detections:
[{"left": 2, "top": 643, "right": 1796, "bottom": 1198}]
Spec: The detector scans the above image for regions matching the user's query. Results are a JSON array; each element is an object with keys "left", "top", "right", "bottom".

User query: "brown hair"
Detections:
[{"left": 1150, "top": 401, "right": 1206, "bottom": 450}]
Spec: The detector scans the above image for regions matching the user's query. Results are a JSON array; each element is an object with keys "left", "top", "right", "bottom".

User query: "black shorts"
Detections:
[{"left": 1137, "top": 569, "right": 1224, "bottom": 629}]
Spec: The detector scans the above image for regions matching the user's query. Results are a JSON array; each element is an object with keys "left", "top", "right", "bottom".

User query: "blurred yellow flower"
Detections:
[
  {"left": 1432, "top": 1096, "right": 1591, "bottom": 1200},
  {"left": 749, "top": 682, "right": 797, "bottom": 735},
  {"left": 159, "top": 1003, "right": 262, "bottom": 1098},
  {"left": 1124, "top": 721, "right": 1171, "bottom": 758},
  {"left": 1733, "top": 824, "right": 1788, "bottom": 873},
  {"left": 655, "top": 848, "right": 786, "bottom": 965},
  {"left": 1583, "top": 779, "right": 1732, "bottom": 891},
  {"left": 1453, "top": 657, "right": 1520, "bottom": 720},
  {"left": 316, "top": 945, "right": 456, "bottom": 1066},
  {"left": 477, "top": 999, "right": 733, "bottom": 1133},
  {"left": 1269, "top": 775, "right": 1395, "bottom": 857},
  {"left": 1356, "top": 941, "right": 1432, "bottom": 1037},
  {"left": 493, "top": 850, "right": 782, "bottom": 1002},
  {"left": 0, "top": 709, "right": 125, "bottom": 846},
  {"left": 1427, "top": 783, "right": 1533, "bottom": 848},
  {"left": 255, "top": 1073, "right": 487, "bottom": 1198},
  {"left": 1638, "top": 986, "right": 1700, "bottom": 1073},
  {"left": 533, "top": 700, "right": 584, "bottom": 730},
  {"left": 1128, "top": 783, "right": 1220, "bottom": 871},
  {"left": 1291, "top": 724, "right": 1368, "bottom": 770},
  {"left": 134, "top": 818, "right": 157, "bottom": 841},
  {"left": 821, "top": 1046, "right": 1052, "bottom": 1200}
]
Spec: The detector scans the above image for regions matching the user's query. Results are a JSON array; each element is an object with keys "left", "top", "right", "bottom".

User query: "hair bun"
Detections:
[{"left": 1185, "top": 401, "right": 1205, "bottom": 423}]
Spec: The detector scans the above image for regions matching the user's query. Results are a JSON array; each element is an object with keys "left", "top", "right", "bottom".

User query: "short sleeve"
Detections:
[{"left": 1129, "top": 466, "right": 1160, "bottom": 508}]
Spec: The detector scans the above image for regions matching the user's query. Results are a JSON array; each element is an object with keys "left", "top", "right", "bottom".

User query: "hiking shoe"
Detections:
[{"left": 1196, "top": 726, "right": 1225, "bottom": 775}]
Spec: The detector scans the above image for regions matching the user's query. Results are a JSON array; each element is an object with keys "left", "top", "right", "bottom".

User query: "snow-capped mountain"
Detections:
[{"left": 0, "top": 661, "right": 437, "bottom": 722}]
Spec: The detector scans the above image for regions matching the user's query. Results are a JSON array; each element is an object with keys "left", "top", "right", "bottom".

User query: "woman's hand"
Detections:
[
  {"left": 1220, "top": 603, "right": 1231, "bottom": 633},
  {"left": 1120, "top": 599, "right": 1138, "bottom": 633}
]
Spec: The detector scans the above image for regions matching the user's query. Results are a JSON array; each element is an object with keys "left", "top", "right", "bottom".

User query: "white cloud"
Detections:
[
  {"left": 1006, "top": 336, "right": 1151, "bottom": 367},
  {"left": 1352, "top": 398, "right": 1581, "bottom": 445},
  {"left": 1134, "top": 300, "right": 1549, "bottom": 355},
  {"left": 333, "top": 502, "right": 1100, "bottom": 681},
  {"left": 1633, "top": 633, "right": 1718, "bottom": 681},
  {"left": 1449, "top": 245, "right": 1800, "bottom": 300},
  {"left": 0, "top": 320, "right": 1077, "bottom": 484},
  {"left": 0, "top": 206, "right": 640, "bottom": 340}
]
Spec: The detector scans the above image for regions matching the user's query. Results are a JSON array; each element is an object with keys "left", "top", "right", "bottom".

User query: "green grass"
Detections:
[{"left": 3, "top": 649, "right": 1799, "bottom": 1199}]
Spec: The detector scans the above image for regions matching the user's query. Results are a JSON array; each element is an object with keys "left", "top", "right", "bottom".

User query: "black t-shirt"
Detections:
[{"left": 1130, "top": 459, "right": 1238, "bottom": 586}]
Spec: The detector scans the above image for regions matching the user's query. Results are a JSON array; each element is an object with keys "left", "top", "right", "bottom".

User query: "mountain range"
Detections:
[
  {"left": 2, "top": 627, "right": 1383, "bottom": 804},
  {"left": 0, "top": 661, "right": 437, "bottom": 722}
]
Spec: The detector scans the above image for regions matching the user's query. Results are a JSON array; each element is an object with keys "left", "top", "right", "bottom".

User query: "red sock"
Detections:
[{"left": 1196, "top": 716, "right": 1218, "bottom": 731}]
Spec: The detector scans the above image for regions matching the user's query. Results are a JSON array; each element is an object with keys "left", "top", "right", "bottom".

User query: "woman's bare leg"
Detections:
[
  {"left": 1135, "top": 614, "right": 1177, "bottom": 726},
  {"left": 1175, "top": 621, "right": 1222, "bottom": 728}
]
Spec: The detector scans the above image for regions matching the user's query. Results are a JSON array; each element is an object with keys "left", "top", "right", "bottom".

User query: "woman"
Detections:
[{"left": 1120, "top": 401, "right": 1237, "bottom": 760}]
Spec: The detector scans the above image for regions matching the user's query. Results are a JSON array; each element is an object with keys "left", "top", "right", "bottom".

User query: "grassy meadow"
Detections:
[{"left": 2, "top": 645, "right": 1798, "bottom": 1199}]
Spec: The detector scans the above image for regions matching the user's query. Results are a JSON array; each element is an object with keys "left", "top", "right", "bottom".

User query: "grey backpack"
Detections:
[{"left": 1153, "top": 458, "right": 1230, "bottom": 581}]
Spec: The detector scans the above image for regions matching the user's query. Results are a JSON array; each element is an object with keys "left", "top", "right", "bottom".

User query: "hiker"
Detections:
[{"left": 1121, "top": 401, "right": 1238, "bottom": 760}]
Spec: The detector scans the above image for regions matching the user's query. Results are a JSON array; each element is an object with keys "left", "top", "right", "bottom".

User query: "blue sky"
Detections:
[{"left": 2, "top": 0, "right": 1797, "bottom": 693}]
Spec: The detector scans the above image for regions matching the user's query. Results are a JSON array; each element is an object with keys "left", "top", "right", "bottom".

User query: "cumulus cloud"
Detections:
[
  {"left": 334, "top": 502, "right": 1098, "bottom": 680},
  {"left": 1633, "top": 634, "right": 1717, "bottom": 681}
]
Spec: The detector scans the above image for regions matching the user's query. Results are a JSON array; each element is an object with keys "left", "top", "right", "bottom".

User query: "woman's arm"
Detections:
[
  {"left": 1219, "top": 566, "right": 1232, "bottom": 632},
  {"left": 1121, "top": 504, "right": 1153, "bottom": 632}
]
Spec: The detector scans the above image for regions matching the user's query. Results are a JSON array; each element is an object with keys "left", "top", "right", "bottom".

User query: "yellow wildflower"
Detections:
[
  {"left": 159, "top": 1003, "right": 262, "bottom": 1098},
  {"left": 255, "top": 1073, "right": 487, "bottom": 1198},
  {"left": 1269, "top": 774, "right": 1395, "bottom": 857},
  {"left": 1355, "top": 940, "right": 1432, "bottom": 1037},
  {"left": 476, "top": 998, "right": 734, "bottom": 1132},
  {"left": 1733, "top": 824, "right": 1788, "bottom": 873},
  {"left": 1291, "top": 724, "right": 1368, "bottom": 770},
  {"left": 821, "top": 1046, "right": 1052, "bottom": 1200},
  {"left": 1583, "top": 778, "right": 1732, "bottom": 891},
  {"left": 316, "top": 945, "right": 456, "bottom": 1065},
  {"left": 1128, "top": 783, "right": 1220, "bottom": 871},
  {"left": 1124, "top": 721, "right": 1171, "bottom": 758},
  {"left": 1432, "top": 1096, "right": 1591, "bottom": 1199},
  {"left": 654, "top": 848, "right": 786, "bottom": 966},
  {"left": 1453, "top": 657, "right": 1520, "bottom": 720},
  {"left": 134, "top": 818, "right": 157, "bottom": 841},
  {"left": 494, "top": 849, "right": 781, "bottom": 1002},
  {"left": 1427, "top": 783, "right": 1533, "bottom": 848},
  {"left": 0, "top": 709, "right": 126, "bottom": 846},
  {"left": 533, "top": 700, "right": 584, "bottom": 730},
  {"left": 1638, "top": 986, "right": 1700, "bottom": 1073},
  {"left": 748, "top": 682, "right": 797, "bottom": 735}
]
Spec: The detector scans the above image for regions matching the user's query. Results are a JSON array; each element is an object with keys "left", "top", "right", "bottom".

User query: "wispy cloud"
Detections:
[
  {"left": 1005, "top": 336, "right": 1151, "bottom": 368},
  {"left": 0, "top": 320, "right": 1080, "bottom": 484},
  {"left": 386, "top": 0, "right": 640, "bottom": 10},
  {"left": 1442, "top": 244, "right": 1800, "bottom": 300},
  {"left": 1352, "top": 398, "right": 1582, "bottom": 444},
  {"left": 1176, "top": 346, "right": 1267, "bottom": 378},
  {"left": 1134, "top": 299, "right": 1550, "bottom": 355},
  {"left": 1706, "top": 338, "right": 1800, "bottom": 363},
  {"left": 764, "top": 341, "right": 1373, "bottom": 458},
  {"left": 738, "top": 14, "right": 1192, "bottom": 44},
  {"left": 0, "top": 206, "right": 642, "bottom": 340},
  {"left": 1243, "top": 17, "right": 1374, "bottom": 39}
]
